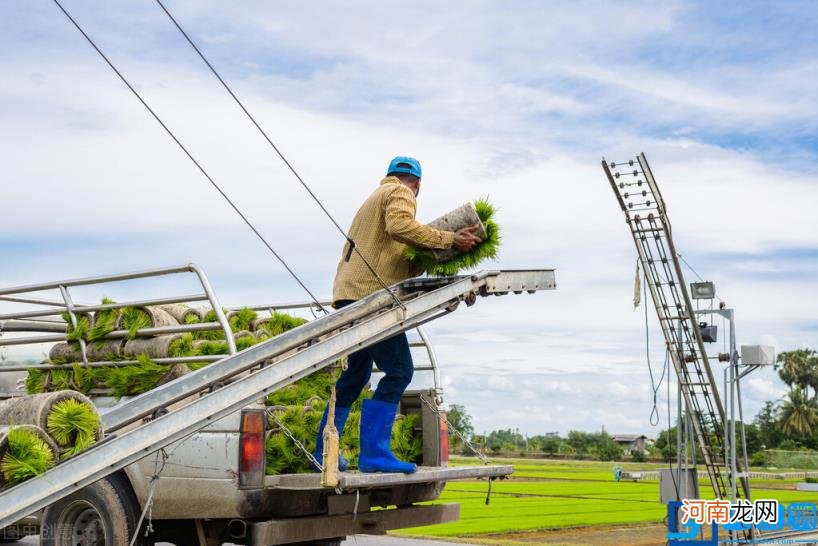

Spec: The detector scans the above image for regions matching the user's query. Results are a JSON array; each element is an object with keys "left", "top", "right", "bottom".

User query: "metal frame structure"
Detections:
[
  {"left": 0, "top": 267, "right": 555, "bottom": 526},
  {"left": 602, "top": 154, "right": 749, "bottom": 502},
  {"left": 0, "top": 264, "right": 237, "bottom": 360}
]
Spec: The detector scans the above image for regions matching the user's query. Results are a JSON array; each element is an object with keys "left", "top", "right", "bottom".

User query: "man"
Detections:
[{"left": 313, "top": 156, "right": 482, "bottom": 473}]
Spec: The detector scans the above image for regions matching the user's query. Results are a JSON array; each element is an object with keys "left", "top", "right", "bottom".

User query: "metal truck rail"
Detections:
[{"left": 0, "top": 266, "right": 556, "bottom": 527}]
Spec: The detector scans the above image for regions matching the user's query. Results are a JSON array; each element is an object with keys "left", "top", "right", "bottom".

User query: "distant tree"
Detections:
[
  {"left": 755, "top": 401, "right": 784, "bottom": 449},
  {"left": 486, "top": 428, "right": 525, "bottom": 453},
  {"left": 539, "top": 436, "right": 561, "bottom": 456},
  {"left": 776, "top": 349, "right": 818, "bottom": 400},
  {"left": 445, "top": 404, "right": 474, "bottom": 452},
  {"left": 780, "top": 389, "right": 818, "bottom": 437}
]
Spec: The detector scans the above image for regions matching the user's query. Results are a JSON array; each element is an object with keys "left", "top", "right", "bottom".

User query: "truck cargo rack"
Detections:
[{"left": 0, "top": 266, "right": 555, "bottom": 526}]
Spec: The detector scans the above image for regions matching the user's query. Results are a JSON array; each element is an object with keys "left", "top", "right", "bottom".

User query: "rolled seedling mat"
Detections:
[
  {"left": 252, "top": 313, "right": 307, "bottom": 336},
  {"left": 123, "top": 334, "right": 184, "bottom": 359},
  {"left": 156, "top": 363, "right": 191, "bottom": 386},
  {"left": 116, "top": 306, "right": 178, "bottom": 335},
  {"left": 157, "top": 304, "right": 203, "bottom": 325},
  {"left": 0, "top": 424, "right": 59, "bottom": 486},
  {"left": 426, "top": 202, "right": 488, "bottom": 262},
  {"left": 85, "top": 339, "right": 126, "bottom": 361},
  {"left": 49, "top": 342, "right": 83, "bottom": 363},
  {"left": 0, "top": 392, "right": 102, "bottom": 453}
]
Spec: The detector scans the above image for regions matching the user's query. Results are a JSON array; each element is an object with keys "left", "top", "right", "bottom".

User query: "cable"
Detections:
[
  {"left": 153, "top": 0, "right": 406, "bottom": 310},
  {"left": 51, "top": 0, "right": 327, "bottom": 313},
  {"left": 677, "top": 253, "right": 725, "bottom": 304},
  {"left": 644, "top": 276, "right": 668, "bottom": 426}
]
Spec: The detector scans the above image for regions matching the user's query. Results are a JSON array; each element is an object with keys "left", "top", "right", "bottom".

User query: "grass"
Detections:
[
  {"left": 397, "top": 456, "right": 818, "bottom": 540},
  {"left": 0, "top": 427, "right": 55, "bottom": 483},
  {"left": 405, "top": 197, "right": 501, "bottom": 276}
]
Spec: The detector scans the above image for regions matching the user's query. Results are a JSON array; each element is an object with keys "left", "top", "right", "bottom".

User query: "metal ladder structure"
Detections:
[
  {"left": 602, "top": 154, "right": 750, "bottom": 504},
  {"left": 0, "top": 267, "right": 555, "bottom": 527}
]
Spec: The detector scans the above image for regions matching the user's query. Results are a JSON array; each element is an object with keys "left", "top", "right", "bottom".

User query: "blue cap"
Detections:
[{"left": 387, "top": 156, "right": 422, "bottom": 179}]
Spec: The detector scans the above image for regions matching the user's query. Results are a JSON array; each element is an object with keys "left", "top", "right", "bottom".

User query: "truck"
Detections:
[{"left": 0, "top": 264, "right": 554, "bottom": 545}]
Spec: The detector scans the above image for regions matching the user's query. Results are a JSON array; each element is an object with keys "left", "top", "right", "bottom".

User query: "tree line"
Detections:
[{"left": 445, "top": 349, "right": 818, "bottom": 464}]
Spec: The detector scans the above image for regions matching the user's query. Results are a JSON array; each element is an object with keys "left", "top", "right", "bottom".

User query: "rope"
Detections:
[
  {"left": 153, "top": 0, "right": 406, "bottom": 311},
  {"left": 51, "top": 0, "right": 327, "bottom": 314},
  {"left": 130, "top": 448, "right": 168, "bottom": 545}
]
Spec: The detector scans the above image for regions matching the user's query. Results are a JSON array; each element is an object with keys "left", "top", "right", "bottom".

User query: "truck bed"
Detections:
[{"left": 266, "top": 464, "right": 513, "bottom": 490}]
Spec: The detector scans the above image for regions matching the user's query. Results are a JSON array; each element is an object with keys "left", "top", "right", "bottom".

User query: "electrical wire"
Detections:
[
  {"left": 51, "top": 0, "right": 327, "bottom": 313},
  {"left": 153, "top": 0, "right": 406, "bottom": 311},
  {"left": 677, "top": 252, "right": 726, "bottom": 304}
]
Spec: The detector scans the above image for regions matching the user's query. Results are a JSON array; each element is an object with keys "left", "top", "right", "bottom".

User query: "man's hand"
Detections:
[{"left": 453, "top": 224, "right": 483, "bottom": 252}]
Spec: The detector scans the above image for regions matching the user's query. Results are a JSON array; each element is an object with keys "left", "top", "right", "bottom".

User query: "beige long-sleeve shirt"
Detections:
[{"left": 332, "top": 177, "right": 455, "bottom": 303}]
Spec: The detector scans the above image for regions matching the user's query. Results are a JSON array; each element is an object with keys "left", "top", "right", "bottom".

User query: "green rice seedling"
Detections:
[
  {"left": 25, "top": 369, "right": 46, "bottom": 395},
  {"left": 104, "top": 354, "right": 169, "bottom": 398},
  {"left": 168, "top": 333, "right": 195, "bottom": 357},
  {"left": 405, "top": 197, "right": 501, "bottom": 276},
  {"left": 266, "top": 370, "right": 335, "bottom": 407},
  {"left": 62, "top": 313, "right": 90, "bottom": 342},
  {"left": 88, "top": 297, "right": 119, "bottom": 342},
  {"left": 197, "top": 340, "right": 230, "bottom": 355},
  {"left": 229, "top": 307, "right": 257, "bottom": 332},
  {"left": 46, "top": 398, "right": 100, "bottom": 457},
  {"left": 195, "top": 309, "right": 228, "bottom": 340},
  {"left": 119, "top": 306, "right": 152, "bottom": 340},
  {"left": 49, "top": 369, "right": 72, "bottom": 391},
  {"left": 391, "top": 413, "right": 422, "bottom": 462},
  {"left": 258, "top": 312, "right": 307, "bottom": 337},
  {"left": 265, "top": 404, "right": 323, "bottom": 474},
  {"left": 184, "top": 313, "right": 201, "bottom": 325},
  {"left": 1, "top": 427, "right": 55, "bottom": 483},
  {"left": 69, "top": 363, "right": 99, "bottom": 395},
  {"left": 235, "top": 333, "right": 259, "bottom": 352}
]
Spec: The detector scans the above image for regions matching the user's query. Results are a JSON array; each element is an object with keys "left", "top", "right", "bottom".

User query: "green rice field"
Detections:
[{"left": 395, "top": 457, "right": 818, "bottom": 544}]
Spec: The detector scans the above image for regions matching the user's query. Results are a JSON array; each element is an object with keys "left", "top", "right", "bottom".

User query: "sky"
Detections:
[{"left": 1, "top": 1, "right": 817, "bottom": 437}]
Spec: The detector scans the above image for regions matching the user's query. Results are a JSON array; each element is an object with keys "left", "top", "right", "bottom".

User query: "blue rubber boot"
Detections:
[
  {"left": 311, "top": 405, "right": 352, "bottom": 472},
  {"left": 358, "top": 399, "right": 417, "bottom": 474}
]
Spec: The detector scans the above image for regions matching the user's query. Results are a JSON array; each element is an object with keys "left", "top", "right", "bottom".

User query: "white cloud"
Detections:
[{"left": 2, "top": 1, "right": 818, "bottom": 436}]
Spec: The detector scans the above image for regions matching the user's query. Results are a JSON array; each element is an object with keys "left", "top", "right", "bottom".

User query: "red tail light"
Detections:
[
  {"left": 239, "top": 409, "right": 265, "bottom": 488},
  {"left": 440, "top": 415, "right": 449, "bottom": 465}
]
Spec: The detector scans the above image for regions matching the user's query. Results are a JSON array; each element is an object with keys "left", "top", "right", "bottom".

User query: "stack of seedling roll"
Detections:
[
  {"left": 264, "top": 368, "right": 422, "bottom": 475},
  {"left": 17, "top": 302, "right": 421, "bottom": 476},
  {"left": 0, "top": 391, "right": 102, "bottom": 486}
]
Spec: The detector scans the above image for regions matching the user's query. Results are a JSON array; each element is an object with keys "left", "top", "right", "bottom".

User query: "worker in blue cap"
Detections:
[{"left": 313, "top": 156, "right": 482, "bottom": 473}]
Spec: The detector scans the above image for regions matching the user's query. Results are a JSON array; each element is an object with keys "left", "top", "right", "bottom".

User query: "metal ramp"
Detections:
[
  {"left": 602, "top": 154, "right": 749, "bottom": 504},
  {"left": 0, "top": 268, "right": 555, "bottom": 527}
]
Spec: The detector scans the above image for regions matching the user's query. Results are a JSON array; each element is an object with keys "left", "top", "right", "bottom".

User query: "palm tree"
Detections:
[
  {"left": 780, "top": 388, "right": 818, "bottom": 437},
  {"left": 776, "top": 349, "right": 818, "bottom": 400}
]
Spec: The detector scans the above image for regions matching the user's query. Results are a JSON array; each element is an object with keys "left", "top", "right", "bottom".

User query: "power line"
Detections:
[
  {"left": 51, "top": 0, "right": 326, "bottom": 312},
  {"left": 153, "top": 0, "right": 405, "bottom": 310}
]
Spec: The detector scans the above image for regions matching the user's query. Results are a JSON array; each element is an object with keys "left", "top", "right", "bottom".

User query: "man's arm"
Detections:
[{"left": 384, "top": 185, "right": 455, "bottom": 250}]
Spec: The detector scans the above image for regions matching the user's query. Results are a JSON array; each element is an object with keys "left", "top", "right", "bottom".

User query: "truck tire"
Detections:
[{"left": 40, "top": 474, "right": 143, "bottom": 546}]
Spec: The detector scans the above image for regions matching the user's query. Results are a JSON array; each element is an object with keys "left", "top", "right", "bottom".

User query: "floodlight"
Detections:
[{"left": 690, "top": 281, "right": 716, "bottom": 300}]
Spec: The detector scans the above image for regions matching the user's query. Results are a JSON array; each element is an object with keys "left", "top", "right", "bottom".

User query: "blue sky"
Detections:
[{"left": 2, "top": 1, "right": 817, "bottom": 436}]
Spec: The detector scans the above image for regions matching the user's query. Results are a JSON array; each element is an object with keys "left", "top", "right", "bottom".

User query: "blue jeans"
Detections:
[
  {"left": 335, "top": 331, "right": 414, "bottom": 406},
  {"left": 333, "top": 299, "right": 414, "bottom": 406}
]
